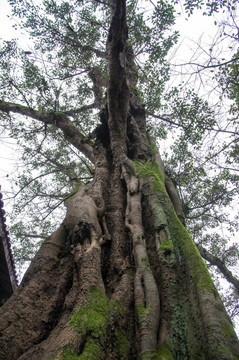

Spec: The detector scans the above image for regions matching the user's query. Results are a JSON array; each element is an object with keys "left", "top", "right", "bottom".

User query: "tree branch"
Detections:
[
  {"left": 177, "top": 57, "right": 239, "bottom": 71},
  {"left": 0, "top": 100, "right": 95, "bottom": 163},
  {"left": 15, "top": 233, "right": 48, "bottom": 240},
  {"left": 88, "top": 68, "right": 108, "bottom": 108},
  {"left": 93, "top": 0, "right": 113, "bottom": 8},
  {"left": 63, "top": 103, "right": 97, "bottom": 116},
  {"left": 197, "top": 243, "right": 239, "bottom": 296},
  {"left": 12, "top": 170, "right": 61, "bottom": 199},
  {"left": 146, "top": 111, "right": 187, "bottom": 129},
  {"left": 65, "top": 26, "right": 107, "bottom": 59},
  {"left": 147, "top": 110, "right": 239, "bottom": 136}
]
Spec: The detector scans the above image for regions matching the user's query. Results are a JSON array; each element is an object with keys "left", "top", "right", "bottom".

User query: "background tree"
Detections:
[{"left": 0, "top": 0, "right": 238, "bottom": 359}]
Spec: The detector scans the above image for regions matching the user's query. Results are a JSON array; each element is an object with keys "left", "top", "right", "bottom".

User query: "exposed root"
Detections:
[{"left": 122, "top": 163, "right": 160, "bottom": 359}]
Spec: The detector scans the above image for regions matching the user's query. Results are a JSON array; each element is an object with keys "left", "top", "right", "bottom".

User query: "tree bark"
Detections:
[{"left": 0, "top": 0, "right": 239, "bottom": 359}]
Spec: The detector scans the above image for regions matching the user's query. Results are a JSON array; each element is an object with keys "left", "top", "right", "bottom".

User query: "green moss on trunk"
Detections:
[
  {"left": 59, "top": 287, "right": 129, "bottom": 360},
  {"left": 153, "top": 344, "right": 174, "bottom": 360},
  {"left": 135, "top": 160, "right": 239, "bottom": 360}
]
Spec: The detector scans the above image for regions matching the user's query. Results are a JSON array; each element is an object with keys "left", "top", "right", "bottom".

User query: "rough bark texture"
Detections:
[{"left": 0, "top": 1, "right": 239, "bottom": 359}]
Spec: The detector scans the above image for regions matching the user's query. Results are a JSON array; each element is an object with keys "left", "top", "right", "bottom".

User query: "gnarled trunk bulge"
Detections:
[{"left": 0, "top": 0, "right": 239, "bottom": 359}]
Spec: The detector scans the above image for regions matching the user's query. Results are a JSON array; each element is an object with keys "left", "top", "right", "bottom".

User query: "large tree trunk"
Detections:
[{"left": 0, "top": 0, "right": 239, "bottom": 359}]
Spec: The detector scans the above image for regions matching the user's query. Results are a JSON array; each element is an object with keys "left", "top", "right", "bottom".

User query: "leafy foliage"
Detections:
[{"left": 173, "top": 0, "right": 238, "bottom": 16}]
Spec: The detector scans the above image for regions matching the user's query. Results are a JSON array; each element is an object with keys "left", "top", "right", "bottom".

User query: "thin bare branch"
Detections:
[{"left": 64, "top": 103, "right": 97, "bottom": 116}]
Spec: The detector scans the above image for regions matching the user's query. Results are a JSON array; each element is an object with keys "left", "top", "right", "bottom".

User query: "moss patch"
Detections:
[
  {"left": 222, "top": 318, "right": 237, "bottom": 339},
  {"left": 135, "top": 161, "right": 216, "bottom": 295},
  {"left": 136, "top": 161, "right": 239, "bottom": 358},
  {"left": 69, "top": 287, "right": 110, "bottom": 342},
  {"left": 133, "top": 160, "right": 165, "bottom": 184},
  {"left": 170, "top": 303, "right": 189, "bottom": 358},
  {"left": 159, "top": 239, "right": 174, "bottom": 251},
  {"left": 116, "top": 330, "right": 130, "bottom": 359},
  {"left": 136, "top": 303, "right": 153, "bottom": 320},
  {"left": 141, "top": 255, "right": 150, "bottom": 267},
  {"left": 166, "top": 208, "right": 216, "bottom": 294},
  {"left": 59, "top": 346, "right": 79, "bottom": 360},
  {"left": 77, "top": 341, "right": 101, "bottom": 360},
  {"left": 153, "top": 344, "right": 174, "bottom": 360},
  {"left": 59, "top": 341, "right": 101, "bottom": 360},
  {"left": 59, "top": 287, "right": 128, "bottom": 359}
]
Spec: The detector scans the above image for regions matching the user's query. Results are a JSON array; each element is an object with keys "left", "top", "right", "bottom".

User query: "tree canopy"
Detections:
[{"left": 0, "top": 0, "right": 238, "bottom": 329}]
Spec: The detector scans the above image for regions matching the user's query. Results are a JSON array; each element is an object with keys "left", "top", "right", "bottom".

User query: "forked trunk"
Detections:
[{"left": 0, "top": 0, "right": 239, "bottom": 359}]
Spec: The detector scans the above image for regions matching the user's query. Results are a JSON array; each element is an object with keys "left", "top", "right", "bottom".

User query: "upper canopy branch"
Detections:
[
  {"left": 147, "top": 111, "right": 239, "bottom": 136},
  {"left": 65, "top": 25, "right": 107, "bottom": 59},
  {"left": 63, "top": 103, "right": 97, "bottom": 116},
  {"left": 0, "top": 100, "right": 94, "bottom": 163},
  {"left": 176, "top": 57, "right": 239, "bottom": 72}
]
